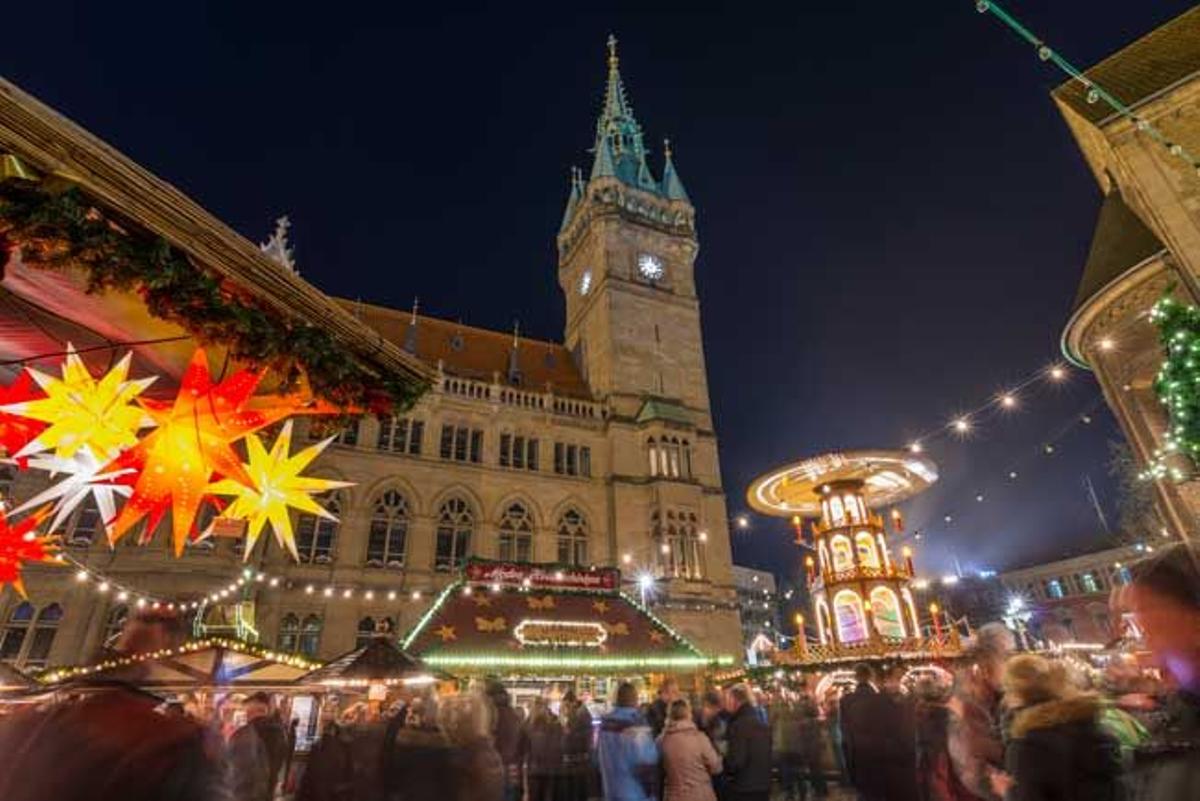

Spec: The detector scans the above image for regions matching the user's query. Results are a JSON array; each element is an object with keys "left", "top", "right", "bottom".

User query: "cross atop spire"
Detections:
[
  {"left": 607, "top": 34, "right": 619, "bottom": 69},
  {"left": 590, "top": 35, "right": 656, "bottom": 192}
]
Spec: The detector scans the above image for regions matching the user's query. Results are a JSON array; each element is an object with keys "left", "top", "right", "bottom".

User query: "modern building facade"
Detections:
[
  {"left": 0, "top": 39, "right": 743, "bottom": 671},
  {"left": 731, "top": 565, "right": 780, "bottom": 655},
  {"left": 1057, "top": 8, "right": 1200, "bottom": 546},
  {"left": 998, "top": 544, "right": 1143, "bottom": 645}
]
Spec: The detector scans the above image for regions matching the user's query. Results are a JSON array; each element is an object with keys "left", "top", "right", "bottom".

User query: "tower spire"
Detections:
[
  {"left": 660, "top": 137, "right": 690, "bottom": 203},
  {"left": 590, "top": 35, "right": 656, "bottom": 192}
]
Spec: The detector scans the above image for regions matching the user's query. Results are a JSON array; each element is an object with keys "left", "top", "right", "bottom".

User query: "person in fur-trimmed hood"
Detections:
[{"left": 1000, "top": 654, "right": 1122, "bottom": 801}]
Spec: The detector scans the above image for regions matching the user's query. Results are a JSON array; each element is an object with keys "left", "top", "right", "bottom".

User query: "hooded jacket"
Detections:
[
  {"left": 1005, "top": 694, "right": 1122, "bottom": 801},
  {"left": 596, "top": 706, "right": 659, "bottom": 801}
]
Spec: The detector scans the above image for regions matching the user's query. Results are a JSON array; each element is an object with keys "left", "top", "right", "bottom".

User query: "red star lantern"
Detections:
[
  {"left": 0, "top": 372, "right": 47, "bottom": 467},
  {"left": 105, "top": 349, "right": 307, "bottom": 556},
  {"left": 0, "top": 506, "right": 60, "bottom": 597}
]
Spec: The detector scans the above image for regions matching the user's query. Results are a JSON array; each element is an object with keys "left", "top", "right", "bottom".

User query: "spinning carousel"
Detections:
[{"left": 747, "top": 450, "right": 961, "bottom": 667}]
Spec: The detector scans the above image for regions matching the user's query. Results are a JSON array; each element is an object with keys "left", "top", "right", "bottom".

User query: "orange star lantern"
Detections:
[
  {"left": 106, "top": 349, "right": 307, "bottom": 555},
  {"left": 0, "top": 506, "right": 60, "bottom": 597},
  {"left": 207, "top": 421, "right": 352, "bottom": 561},
  {"left": 0, "top": 372, "right": 47, "bottom": 467}
]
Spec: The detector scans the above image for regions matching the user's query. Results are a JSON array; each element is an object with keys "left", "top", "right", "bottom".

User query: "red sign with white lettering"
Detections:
[{"left": 464, "top": 561, "right": 620, "bottom": 590}]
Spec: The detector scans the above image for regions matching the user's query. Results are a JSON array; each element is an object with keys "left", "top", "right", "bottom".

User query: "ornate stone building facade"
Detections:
[
  {"left": 0, "top": 39, "right": 743, "bottom": 670},
  {"left": 1058, "top": 8, "right": 1200, "bottom": 545}
]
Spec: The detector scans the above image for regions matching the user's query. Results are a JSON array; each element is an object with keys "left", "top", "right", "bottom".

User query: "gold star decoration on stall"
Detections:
[
  {"left": 0, "top": 506, "right": 60, "bottom": 597},
  {"left": 434, "top": 625, "right": 457, "bottom": 642},
  {"left": 105, "top": 349, "right": 305, "bottom": 555},
  {"left": 3, "top": 348, "right": 154, "bottom": 461},
  {"left": 207, "top": 421, "right": 352, "bottom": 561},
  {"left": 648, "top": 631, "right": 664, "bottom": 644},
  {"left": 591, "top": 600, "right": 610, "bottom": 614}
]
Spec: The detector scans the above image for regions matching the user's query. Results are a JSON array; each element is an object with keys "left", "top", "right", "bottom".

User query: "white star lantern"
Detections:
[{"left": 9, "top": 446, "right": 134, "bottom": 540}]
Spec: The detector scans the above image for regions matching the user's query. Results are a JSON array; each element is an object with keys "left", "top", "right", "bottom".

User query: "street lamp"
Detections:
[{"left": 638, "top": 572, "right": 655, "bottom": 606}]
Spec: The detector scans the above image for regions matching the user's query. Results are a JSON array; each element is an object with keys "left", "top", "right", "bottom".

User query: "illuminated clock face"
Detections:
[
  {"left": 638, "top": 253, "right": 665, "bottom": 281},
  {"left": 579, "top": 269, "right": 593, "bottom": 296}
]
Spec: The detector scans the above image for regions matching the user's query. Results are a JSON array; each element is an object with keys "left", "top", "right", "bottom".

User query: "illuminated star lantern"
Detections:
[
  {"left": 106, "top": 349, "right": 306, "bottom": 556},
  {"left": 0, "top": 506, "right": 60, "bottom": 597},
  {"left": 207, "top": 421, "right": 352, "bottom": 561},
  {"left": 9, "top": 445, "right": 134, "bottom": 537},
  {"left": 3, "top": 347, "right": 154, "bottom": 461},
  {"left": 0, "top": 371, "right": 47, "bottom": 466}
]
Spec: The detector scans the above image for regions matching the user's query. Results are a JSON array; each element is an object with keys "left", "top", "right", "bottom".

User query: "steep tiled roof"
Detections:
[
  {"left": 1054, "top": 7, "right": 1200, "bottom": 125},
  {"left": 341, "top": 300, "right": 593, "bottom": 400},
  {"left": 1071, "top": 192, "right": 1166, "bottom": 313}
]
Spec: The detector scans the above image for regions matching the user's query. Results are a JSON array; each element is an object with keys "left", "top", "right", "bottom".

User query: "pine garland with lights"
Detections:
[
  {"left": 1143, "top": 291, "right": 1200, "bottom": 481},
  {"left": 0, "top": 182, "right": 426, "bottom": 414}
]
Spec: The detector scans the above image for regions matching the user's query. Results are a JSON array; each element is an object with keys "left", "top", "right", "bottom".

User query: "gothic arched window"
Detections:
[
  {"left": 556, "top": 508, "right": 589, "bottom": 566},
  {"left": 25, "top": 604, "right": 63, "bottom": 668},
  {"left": 497, "top": 502, "right": 533, "bottom": 563},
  {"left": 0, "top": 602, "right": 34, "bottom": 662},
  {"left": 647, "top": 438, "right": 659, "bottom": 476},
  {"left": 366, "top": 490, "right": 409, "bottom": 568},
  {"left": 356, "top": 617, "right": 376, "bottom": 650},
  {"left": 435, "top": 497, "right": 474, "bottom": 572},
  {"left": 278, "top": 613, "right": 301, "bottom": 652},
  {"left": 681, "top": 440, "right": 693, "bottom": 478},
  {"left": 295, "top": 490, "right": 344, "bottom": 564},
  {"left": 103, "top": 604, "right": 128, "bottom": 649},
  {"left": 299, "top": 614, "right": 322, "bottom": 658}
]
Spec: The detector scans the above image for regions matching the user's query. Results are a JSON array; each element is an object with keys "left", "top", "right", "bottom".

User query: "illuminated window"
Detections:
[
  {"left": 648, "top": 438, "right": 659, "bottom": 476},
  {"left": 435, "top": 497, "right": 474, "bottom": 572},
  {"left": 556, "top": 508, "right": 589, "bottom": 566},
  {"left": 829, "top": 497, "right": 846, "bottom": 527},
  {"left": 1045, "top": 579, "right": 1065, "bottom": 599},
  {"left": 830, "top": 535, "right": 854, "bottom": 572},
  {"left": 497, "top": 502, "right": 533, "bottom": 563},
  {"left": 295, "top": 490, "right": 343, "bottom": 564},
  {"left": 855, "top": 532, "right": 880, "bottom": 569},
  {"left": 870, "top": 587, "right": 906, "bottom": 639},
  {"left": 377, "top": 417, "right": 424, "bottom": 455},
  {"left": 278, "top": 613, "right": 301, "bottom": 653},
  {"left": 843, "top": 495, "right": 863, "bottom": 525},
  {"left": 366, "top": 490, "right": 408, "bottom": 568},
  {"left": 833, "top": 590, "right": 867, "bottom": 644},
  {"left": 1079, "top": 572, "right": 1100, "bottom": 594}
]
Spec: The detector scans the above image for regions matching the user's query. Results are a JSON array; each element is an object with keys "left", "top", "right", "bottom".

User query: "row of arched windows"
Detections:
[
  {"left": 294, "top": 493, "right": 593, "bottom": 571},
  {"left": 651, "top": 509, "right": 706, "bottom": 580},
  {"left": 647, "top": 437, "right": 693, "bottom": 479}
]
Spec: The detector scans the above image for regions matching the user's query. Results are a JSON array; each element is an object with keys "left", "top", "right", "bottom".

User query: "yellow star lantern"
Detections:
[
  {"left": 208, "top": 421, "right": 352, "bottom": 561},
  {"left": 2, "top": 347, "right": 154, "bottom": 461},
  {"left": 106, "top": 349, "right": 308, "bottom": 556}
]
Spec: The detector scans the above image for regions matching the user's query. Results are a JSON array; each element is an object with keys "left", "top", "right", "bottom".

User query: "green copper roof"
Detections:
[
  {"left": 590, "top": 36, "right": 667, "bottom": 195},
  {"left": 635, "top": 397, "right": 692, "bottom": 426},
  {"left": 660, "top": 142, "right": 689, "bottom": 202},
  {"left": 559, "top": 167, "right": 583, "bottom": 231}
]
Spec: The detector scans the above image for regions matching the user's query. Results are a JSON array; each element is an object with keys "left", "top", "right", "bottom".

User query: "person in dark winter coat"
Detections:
[
  {"left": 484, "top": 681, "right": 524, "bottom": 801},
  {"left": 228, "top": 696, "right": 274, "bottom": 801},
  {"left": 839, "top": 663, "right": 896, "bottom": 801},
  {"left": 1124, "top": 547, "right": 1200, "bottom": 801},
  {"left": 440, "top": 692, "right": 505, "bottom": 801},
  {"left": 724, "top": 684, "right": 772, "bottom": 801},
  {"left": 880, "top": 668, "right": 920, "bottom": 801},
  {"left": 1002, "top": 654, "right": 1122, "bottom": 801},
  {"left": 646, "top": 677, "right": 680, "bottom": 738},
  {"left": 298, "top": 721, "right": 356, "bottom": 801},
  {"left": 521, "top": 698, "right": 564, "bottom": 801},
  {"left": 560, "top": 691, "right": 594, "bottom": 801}
]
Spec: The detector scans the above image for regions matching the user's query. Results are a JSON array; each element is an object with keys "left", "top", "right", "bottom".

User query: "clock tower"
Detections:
[{"left": 556, "top": 37, "right": 741, "bottom": 660}]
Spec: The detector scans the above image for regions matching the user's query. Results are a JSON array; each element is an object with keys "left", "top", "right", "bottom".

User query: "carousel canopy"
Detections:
[
  {"left": 302, "top": 635, "right": 438, "bottom": 688},
  {"left": 401, "top": 560, "right": 719, "bottom": 674},
  {"left": 747, "top": 449, "right": 938, "bottom": 518},
  {"left": 39, "top": 638, "right": 318, "bottom": 690}
]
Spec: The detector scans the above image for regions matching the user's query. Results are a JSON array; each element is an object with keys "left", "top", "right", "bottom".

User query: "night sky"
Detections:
[{"left": 4, "top": 1, "right": 1193, "bottom": 580}]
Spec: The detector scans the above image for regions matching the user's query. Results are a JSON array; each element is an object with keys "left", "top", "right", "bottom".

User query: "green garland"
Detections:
[
  {"left": 1143, "top": 288, "right": 1200, "bottom": 481},
  {"left": 0, "top": 182, "right": 426, "bottom": 413}
]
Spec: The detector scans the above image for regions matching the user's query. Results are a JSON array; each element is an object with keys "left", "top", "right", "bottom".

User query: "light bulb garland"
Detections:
[
  {"left": 977, "top": 1, "right": 1200, "bottom": 176},
  {"left": 1140, "top": 292, "right": 1200, "bottom": 482}
]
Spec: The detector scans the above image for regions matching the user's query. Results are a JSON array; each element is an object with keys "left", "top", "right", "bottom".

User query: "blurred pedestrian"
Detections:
[
  {"left": 947, "top": 623, "right": 1013, "bottom": 801},
  {"left": 229, "top": 694, "right": 274, "bottom": 801},
  {"left": 839, "top": 663, "right": 894, "bottom": 801},
  {"left": 521, "top": 697, "right": 563, "bottom": 801},
  {"left": 794, "top": 687, "right": 829, "bottom": 800},
  {"left": 913, "top": 677, "right": 977, "bottom": 801},
  {"left": 725, "top": 683, "right": 772, "bottom": 801},
  {"left": 771, "top": 693, "right": 803, "bottom": 801},
  {"left": 484, "top": 681, "right": 523, "bottom": 801},
  {"left": 647, "top": 677, "right": 680, "bottom": 737},
  {"left": 440, "top": 692, "right": 504, "bottom": 801},
  {"left": 1124, "top": 547, "right": 1200, "bottom": 800},
  {"left": 596, "top": 681, "right": 659, "bottom": 801},
  {"left": 297, "top": 720, "right": 354, "bottom": 801},
  {"left": 1001, "top": 653, "right": 1121, "bottom": 801},
  {"left": 658, "top": 698, "right": 722, "bottom": 801},
  {"left": 0, "top": 611, "right": 228, "bottom": 801},
  {"left": 374, "top": 698, "right": 449, "bottom": 801},
  {"left": 880, "top": 667, "right": 919, "bottom": 801},
  {"left": 560, "top": 690, "right": 594, "bottom": 801}
]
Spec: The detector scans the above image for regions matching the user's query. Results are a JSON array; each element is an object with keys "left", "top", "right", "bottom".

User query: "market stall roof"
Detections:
[
  {"left": 39, "top": 638, "right": 319, "bottom": 691},
  {"left": 0, "top": 77, "right": 432, "bottom": 396},
  {"left": 302, "top": 636, "right": 441, "bottom": 688},
  {"left": 0, "top": 662, "right": 35, "bottom": 693},
  {"left": 401, "top": 560, "right": 723, "bottom": 674}
]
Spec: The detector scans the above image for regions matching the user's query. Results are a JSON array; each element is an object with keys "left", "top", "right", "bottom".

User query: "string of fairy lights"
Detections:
[{"left": 976, "top": 0, "right": 1200, "bottom": 177}]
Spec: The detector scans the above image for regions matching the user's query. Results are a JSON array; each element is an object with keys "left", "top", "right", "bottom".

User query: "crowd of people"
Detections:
[{"left": 0, "top": 546, "right": 1196, "bottom": 801}]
